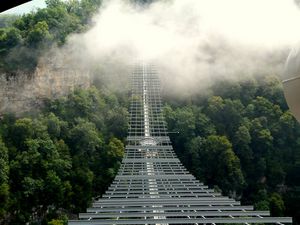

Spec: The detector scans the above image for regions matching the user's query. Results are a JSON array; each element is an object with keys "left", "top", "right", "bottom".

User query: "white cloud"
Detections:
[{"left": 63, "top": 0, "right": 300, "bottom": 94}]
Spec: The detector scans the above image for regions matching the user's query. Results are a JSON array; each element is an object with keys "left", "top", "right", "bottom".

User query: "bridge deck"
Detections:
[{"left": 69, "top": 64, "right": 292, "bottom": 225}]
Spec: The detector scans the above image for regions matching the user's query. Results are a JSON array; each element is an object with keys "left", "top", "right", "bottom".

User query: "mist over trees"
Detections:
[
  {"left": 0, "top": 0, "right": 300, "bottom": 224},
  {"left": 0, "top": 0, "right": 102, "bottom": 72},
  {"left": 2, "top": 71, "right": 300, "bottom": 224}
]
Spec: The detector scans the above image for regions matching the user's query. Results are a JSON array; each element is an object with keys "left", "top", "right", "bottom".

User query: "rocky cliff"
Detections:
[{"left": 0, "top": 60, "right": 90, "bottom": 116}]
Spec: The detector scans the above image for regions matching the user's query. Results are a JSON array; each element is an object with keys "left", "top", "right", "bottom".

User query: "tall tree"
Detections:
[{"left": 0, "top": 137, "right": 9, "bottom": 217}]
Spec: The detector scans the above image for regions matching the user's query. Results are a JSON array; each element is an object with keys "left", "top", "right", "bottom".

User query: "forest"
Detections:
[
  {"left": 0, "top": 87, "right": 129, "bottom": 224},
  {"left": 0, "top": 0, "right": 300, "bottom": 224},
  {"left": 0, "top": 0, "right": 102, "bottom": 72},
  {"left": 164, "top": 75, "right": 300, "bottom": 224}
]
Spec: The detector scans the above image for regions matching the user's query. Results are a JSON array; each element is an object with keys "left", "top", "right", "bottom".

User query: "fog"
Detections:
[{"left": 60, "top": 0, "right": 300, "bottom": 95}]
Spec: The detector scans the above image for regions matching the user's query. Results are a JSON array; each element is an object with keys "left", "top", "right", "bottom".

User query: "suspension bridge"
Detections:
[{"left": 68, "top": 64, "right": 293, "bottom": 225}]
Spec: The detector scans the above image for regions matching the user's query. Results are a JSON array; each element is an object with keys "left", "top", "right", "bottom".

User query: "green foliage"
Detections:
[
  {"left": 0, "top": 137, "right": 9, "bottom": 217},
  {"left": 255, "top": 200, "right": 270, "bottom": 211},
  {"left": 188, "top": 135, "right": 245, "bottom": 196},
  {"left": 26, "top": 21, "right": 52, "bottom": 47},
  {"left": 107, "top": 137, "right": 125, "bottom": 160},
  {"left": 164, "top": 74, "right": 300, "bottom": 222},
  {"left": 0, "top": 0, "right": 102, "bottom": 72},
  {"left": 48, "top": 219, "right": 65, "bottom": 225},
  {"left": 0, "top": 138, "right": 9, "bottom": 184},
  {"left": 269, "top": 193, "right": 285, "bottom": 216},
  {"left": 47, "top": 213, "right": 68, "bottom": 225},
  {"left": 0, "top": 27, "right": 22, "bottom": 50},
  {"left": 0, "top": 87, "right": 127, "bottom": 224},
  {"left": 68, "top": 119, "right": 103, "bottom": 157},
  {"left": 1, "top": 6, "right": 299, "bottom": 220}
]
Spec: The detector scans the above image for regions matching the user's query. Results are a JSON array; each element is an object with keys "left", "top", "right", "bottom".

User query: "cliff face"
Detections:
[{"left": 0, "top": 62, "right": 90, "bottom": 116}]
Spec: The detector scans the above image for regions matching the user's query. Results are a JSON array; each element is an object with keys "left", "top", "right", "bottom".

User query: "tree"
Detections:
[
  {"left": 266, "top": 160, "right": 285, "bottom": 188},
  {"left": 106, "top": 138, "right": 124, "bottom": 161},
  {"left": 8, "top": 118, "right": 72, "bottom": 223},
  {"left": 255, "top": 200, "right": 270, "bottom": 210},
  {"left": 164, "top": 74, "right": 300, "bottom": 224},
  {"left": 26, "top": 21, "right": 52, "bottom": 47},
  {"left": 186, "top": 136, "right": 206, "bottom": 179},
  {"left": 48, "top": 219, "right": 66, "bottom": 225},
  {"left": 222, "top": 99, "right": 245, "bottom": 137},
  {"left": 105, "top": 108, "right": 129, "bottom": 139},
  {"left": 249, "top": 117, "right": 273, "bottom": 157},
  {"left": 195, "top": 112, "right": 216, "bottom": 137},
  {"left": 0, "top": 137, "right": 9, "bottom": 217},
  {"left": 0, "top": 27, "right": 22, "bottom": 51},
  {"left": 258, "top": 75, "right": 287, "bottom": 109},
  {"left": 188, "top": 135, "right": 245, "bottom": 196},
  {"left": 269, "top": 193, "right": 285, "bottom": 216},
  {"left": 233, "top": 125, "right": 253, "bottom": 173},
  {"left": 246, "top": 96, "right": 282, "bottom": 124},
  {"left": 71, "top": 168, "right": 94, "bottom": 212},
  {"left": 212, "top": 79, "right": 242, "bottom": 100},
  {"left": 167, "top": 107, "right": 196, "bottom": 154},
  {"left": 10, "top": 118, "right": 33, "bottom": 150},
  {"left": 68, "top": 119, "right": 103, "bottom": 158},
  {"left": 206, "top": 96, "right": 224, "bottom": 121},
  {"left": 239, "top": 78, "right": 258, "bottom": 104},
  {"left": 44, "top": 113, "right": 68, "bottom": 139}
]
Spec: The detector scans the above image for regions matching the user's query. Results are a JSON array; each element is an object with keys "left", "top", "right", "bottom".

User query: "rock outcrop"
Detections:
[{"left": 0, "top": 60, "right": 90, "bottom": 116}]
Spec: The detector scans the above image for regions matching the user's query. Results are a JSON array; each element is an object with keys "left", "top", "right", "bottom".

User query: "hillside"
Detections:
[
  {"left": 163, "top": 74, "right": 300, "bottom": 224},
  {"left": 0, "top": 0, "right": 299, "bottom": 224}
]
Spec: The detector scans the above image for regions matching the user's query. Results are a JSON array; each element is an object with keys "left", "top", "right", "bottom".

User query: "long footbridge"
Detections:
[{"left": 69, "top": 64, "right": 292, "bottom": 225}]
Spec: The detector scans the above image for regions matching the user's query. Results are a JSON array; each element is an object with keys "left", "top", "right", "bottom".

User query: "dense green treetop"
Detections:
[
  {"left": 0, "top": 0, "right": 103, "bottom": 72},
  {"left": 0, "top": 86, "right": 128, "bottom": 224},
  {"left": 163, "top": 75, "right": 300, "bottom": 224}
]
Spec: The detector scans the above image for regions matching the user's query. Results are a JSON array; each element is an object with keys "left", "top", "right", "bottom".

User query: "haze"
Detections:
[{"left": 60, "top": 0, "right": 300, "bottom": 94}]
